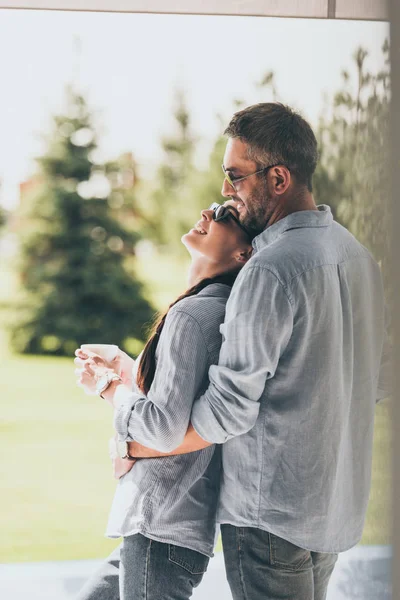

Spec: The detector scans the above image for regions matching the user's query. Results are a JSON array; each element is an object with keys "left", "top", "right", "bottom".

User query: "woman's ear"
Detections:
[{"left": 235, "top": 247, "right": 252, "bottom": 264}]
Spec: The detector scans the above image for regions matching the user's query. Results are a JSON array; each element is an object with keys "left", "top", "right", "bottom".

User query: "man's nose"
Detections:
[{"left": 221, "top": 178, "right": 234, "bottom": 197}]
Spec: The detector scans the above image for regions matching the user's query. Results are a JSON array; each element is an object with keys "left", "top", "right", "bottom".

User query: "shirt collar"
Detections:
[
  {"left": 197, "top": 282, "right": 232, "bottom": 299},
  {"left": 252, "top": 204, "right": 333, "bottom": 252}
]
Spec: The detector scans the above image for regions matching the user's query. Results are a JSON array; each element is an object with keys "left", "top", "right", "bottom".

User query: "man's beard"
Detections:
[{"left": 240, "top": 183, "right": 273, "bottom": 238}]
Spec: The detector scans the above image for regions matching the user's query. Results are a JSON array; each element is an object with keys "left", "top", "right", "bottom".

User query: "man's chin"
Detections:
[
  {"left": 235, "top": 205, "right": 253, "bottom": 232},
  {"left": 240, "top": 215, "right": 263, "bottom": 238},
  {"left": 245, "top": 226, "right": 264, "bottom": 241}
]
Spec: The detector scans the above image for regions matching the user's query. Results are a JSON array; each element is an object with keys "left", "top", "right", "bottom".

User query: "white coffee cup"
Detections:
[{"left": 80, "top": 344, "right": 119, "bottom": 363}]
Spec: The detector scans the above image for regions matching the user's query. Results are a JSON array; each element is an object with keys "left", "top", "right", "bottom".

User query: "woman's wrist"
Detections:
[{"left": 101, "top": 379, "right": 124, "bottom": 406}]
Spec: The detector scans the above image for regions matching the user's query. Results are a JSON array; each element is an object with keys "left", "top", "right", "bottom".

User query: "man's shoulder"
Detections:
[{"left": 247, "top": 221, "right": 375, "bottom": 284}]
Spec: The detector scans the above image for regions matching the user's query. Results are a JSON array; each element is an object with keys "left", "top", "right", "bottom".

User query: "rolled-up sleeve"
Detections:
[
  {"left": 191, "top": 266, "right": 294, "bottom": 444},
  {"left": 114, "top": 308, "right": 210, "bottom": 452}
]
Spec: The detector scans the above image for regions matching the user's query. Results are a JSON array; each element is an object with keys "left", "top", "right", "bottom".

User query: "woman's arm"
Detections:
[
  {"left": 79, "top": 308, "right": 212, "bottom": 453},
  {"left": 76, "top": 368, "right": 209, "bottom": 457},
  {"left": 110, "top": 309, "right": 212, "bottom": 452}
]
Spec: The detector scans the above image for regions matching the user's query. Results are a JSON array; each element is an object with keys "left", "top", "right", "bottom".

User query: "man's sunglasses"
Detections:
[
  {"left": 209, "top": 202, "right": 251, "bottom": 238},
  {"left": 221, "top": 163, "right": 282, "bottom": 192}
]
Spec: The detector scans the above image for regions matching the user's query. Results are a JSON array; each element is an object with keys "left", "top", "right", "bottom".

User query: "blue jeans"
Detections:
[
  {"left": 76, "top": 534, "right": 209, "bottom": 600},
  {"left": 221, "top": 525, "right": 338, "bottom": 600}
]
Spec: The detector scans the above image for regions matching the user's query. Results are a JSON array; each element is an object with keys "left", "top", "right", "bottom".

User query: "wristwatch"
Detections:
[
  {"left": 95, "top": 371, "right": 122, "bottom": 398},
  {"left": 117, "top": 440, "right": 136, "bottom": 461},
  {"left": 109, "top": 437, "right": 136, "bottom": 461}
]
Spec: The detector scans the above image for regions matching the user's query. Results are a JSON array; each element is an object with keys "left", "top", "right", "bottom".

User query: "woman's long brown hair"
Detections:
[{"left": 136, "top": 271, "right": 239, "bottom": 394}]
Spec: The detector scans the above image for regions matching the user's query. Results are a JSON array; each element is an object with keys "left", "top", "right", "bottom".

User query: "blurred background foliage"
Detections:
[
  {"left": 0, "top": 181, "right": 7, "bottom": 233},
  {"left": 6, "top": 41, "right": 391, "bottom": 357},
  {"left": 0, "top": 41, "right": 391, "bottom": 562},
  {"left": 314, "top": 39, "right": 391, "bottom": 292},
  {"left": 9, "top": 89, "right": 155, "bottom": 356}
]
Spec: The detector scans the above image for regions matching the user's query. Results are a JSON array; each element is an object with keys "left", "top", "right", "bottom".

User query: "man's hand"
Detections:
[
  {"left": 112, "top": 455, "right": 136, "bottom": 479},
  {"left": 109, "top": 436, "right": 136, "bottom": 479}
]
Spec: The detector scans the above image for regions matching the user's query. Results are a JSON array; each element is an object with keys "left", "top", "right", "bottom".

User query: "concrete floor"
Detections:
[{"left": 0, "top": 545, "right": 391, "bottom": 600}]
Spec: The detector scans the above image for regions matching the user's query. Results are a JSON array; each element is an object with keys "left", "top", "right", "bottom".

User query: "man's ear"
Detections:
[{"left": 272, "top": 166, "right": 291, "bottom": 195}]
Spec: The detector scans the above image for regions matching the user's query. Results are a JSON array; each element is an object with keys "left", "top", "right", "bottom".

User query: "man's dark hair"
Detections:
[{"left": 224, "top": 103, "right": 318, "bottom": 192}]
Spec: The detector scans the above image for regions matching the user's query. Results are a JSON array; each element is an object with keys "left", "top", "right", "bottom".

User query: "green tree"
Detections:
[
  {"left": 145, "top": 90, "right": 198, "bottom": 256},
  {"left": 192, "top": 127, "right": 226, "bottom": 212},
  {"left": 314, "top": 41, "right": 391, "bottom": 289},
  {"left": 0, "top": 206, "right": 5, "bottom": 234},
  {"left": 0, "top": 179, "right": 7, "bottom": 234},
  {"left": 11, "top": 88, "right": 154, "bottom": 356},
  {"left": 103, "top": 151, "right": 156, "bottom": 239}
]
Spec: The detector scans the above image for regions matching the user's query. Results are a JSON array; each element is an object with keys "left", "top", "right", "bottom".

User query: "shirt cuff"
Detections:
[
  {"left": 113, "top": 387, "right": 141, "bottom": 441},
  {"left": 191, "top": 395, "right": 230, "bottom": 444}
]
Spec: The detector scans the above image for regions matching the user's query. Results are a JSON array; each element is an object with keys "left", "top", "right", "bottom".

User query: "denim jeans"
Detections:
[
  {"left": 76, "top": 535, "right": 209, "bottom": 600},
  {"left": 221, "top": 525, "right": 338, "bottom": 600}
]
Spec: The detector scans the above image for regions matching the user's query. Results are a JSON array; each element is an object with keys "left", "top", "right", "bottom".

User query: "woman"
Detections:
[{"left": 75, "top": 201, "right": 252, "bottom": 600}]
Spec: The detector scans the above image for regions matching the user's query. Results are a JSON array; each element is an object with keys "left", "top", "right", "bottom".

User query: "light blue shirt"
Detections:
[{"left": 190, "top": 205, "right": 391, "bottom": 552}]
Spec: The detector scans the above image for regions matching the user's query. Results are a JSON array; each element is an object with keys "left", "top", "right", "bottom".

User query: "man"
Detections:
[
  {"left": 186, "top": 103, "right": 390, "bottom": 598},
  {"left": 83, "top": 103, "right": 391, "bottom": 600}
]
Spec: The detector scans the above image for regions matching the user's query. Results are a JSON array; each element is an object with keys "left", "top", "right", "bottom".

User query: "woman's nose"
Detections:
[{"left": 200, "top": 209, "right": 213, "bottom": 220}]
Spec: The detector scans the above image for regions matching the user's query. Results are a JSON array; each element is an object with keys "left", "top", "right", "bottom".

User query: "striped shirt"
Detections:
[{"left": 107, "top": 283, "right": 231, "bottom": 557}]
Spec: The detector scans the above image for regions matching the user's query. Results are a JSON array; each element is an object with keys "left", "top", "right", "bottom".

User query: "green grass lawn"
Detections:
[
  {"left": 1, "top": 349, "right": 121, "bottom": 562},
  {"left": 0, "top": 251, "right": 392, "bottom": 562}
]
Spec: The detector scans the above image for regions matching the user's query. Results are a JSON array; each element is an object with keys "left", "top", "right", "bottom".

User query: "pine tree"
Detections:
[
  {"left": 147, "top": 90, "right": 197, "bottom": 256},
  {"left": 314, "top": 41, "right": 391, "bottom": 289},
  {"left": 192, "top": 127, "right": 227, "bottom": 212},
  {"left": 11, "top": 88, "right": 154, "bottom": 356}
]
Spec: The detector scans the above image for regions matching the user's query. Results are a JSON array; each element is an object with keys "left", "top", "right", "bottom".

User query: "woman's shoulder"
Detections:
[{"left": 168, "top": 283, "right": 231, "bottom": 328}]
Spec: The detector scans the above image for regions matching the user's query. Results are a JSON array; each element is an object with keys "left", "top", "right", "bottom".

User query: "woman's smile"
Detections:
[{"left": 193, "top": 222, "right": 208, "bottom": 235}]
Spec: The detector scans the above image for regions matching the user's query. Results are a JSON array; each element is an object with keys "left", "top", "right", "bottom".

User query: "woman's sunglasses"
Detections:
[{"left": 209, "top": 202, "right": 251, "bottom": 238}]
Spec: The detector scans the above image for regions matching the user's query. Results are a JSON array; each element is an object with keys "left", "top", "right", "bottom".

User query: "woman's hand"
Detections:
[
  {"left": 74, "top": 351, "right": 113, "bottom": 395},
  {"left": 74, "top": 348, "right": 135, "bottom": 388},
  {"left": 113, "top": 350, "right": 135, "bottom": 388}
]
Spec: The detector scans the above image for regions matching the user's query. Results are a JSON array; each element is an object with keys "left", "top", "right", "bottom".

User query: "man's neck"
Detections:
[{"left": 266, "top": 191, "right": 317, "bottom": 229}]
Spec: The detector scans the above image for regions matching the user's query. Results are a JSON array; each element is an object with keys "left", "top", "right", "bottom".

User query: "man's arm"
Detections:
[
  {"left": 113, "top": 425, "right": 209, "bottom": 479},
  {"left": 190, "top": 265, "right": 294, "bottom": 444},
  {"left": 127, "top": 424, "right": 212, "bottom": 458}
]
